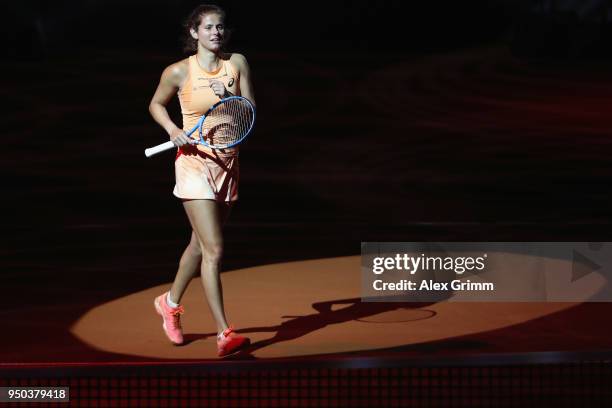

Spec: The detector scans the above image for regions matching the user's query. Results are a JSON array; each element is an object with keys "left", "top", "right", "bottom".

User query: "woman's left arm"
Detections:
[{"left": 232, "top": 53, "right": 256, "bottom": 106}]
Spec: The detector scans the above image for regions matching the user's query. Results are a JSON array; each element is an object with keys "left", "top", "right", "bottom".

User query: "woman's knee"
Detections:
[
  {"left": 200, "top": 241, "right": 223, "bottom": 264},
  {"left": 178, "top": 240, "right": 202, "bottom": 270}
]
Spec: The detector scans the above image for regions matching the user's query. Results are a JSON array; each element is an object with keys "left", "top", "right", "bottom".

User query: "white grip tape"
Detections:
[{"left": 145, "top": 141, "right": 175, "bottom": 157}]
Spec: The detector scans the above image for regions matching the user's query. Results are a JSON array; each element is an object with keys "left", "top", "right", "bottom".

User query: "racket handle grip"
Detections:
[{"left": 145, "top": 141, "right": 175, "bottom": 158}]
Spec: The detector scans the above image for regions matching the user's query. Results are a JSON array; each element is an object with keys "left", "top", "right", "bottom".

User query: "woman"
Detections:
[{"left": 149, "top": 4, "right": 254, "bottom": 357}]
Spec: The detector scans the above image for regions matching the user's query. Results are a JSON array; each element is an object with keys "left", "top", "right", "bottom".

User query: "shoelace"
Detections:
[{"left": 169, "top": 306, "right": 185, "bottom": 329}]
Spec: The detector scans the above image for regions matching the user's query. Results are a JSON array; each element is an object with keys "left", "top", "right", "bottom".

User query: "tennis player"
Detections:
[{"left": 149, "top": 4, "right": 254, "bottom": 357}]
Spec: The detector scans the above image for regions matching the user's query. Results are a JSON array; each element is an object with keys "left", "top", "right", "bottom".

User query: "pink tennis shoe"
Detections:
[{"left": 154, "top": 292, "right": 185, "bottom": 345}]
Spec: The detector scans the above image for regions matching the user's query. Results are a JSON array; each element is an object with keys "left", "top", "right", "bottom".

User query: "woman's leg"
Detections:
[
  {"left": 168, "top": 203, "right": 231, "bottom": 304},
  {"left": 182, "top": 199, "right": 231, "bottom": 333},
  {"left": 168, "top": 231, "right": 202, "bottom": 304}
]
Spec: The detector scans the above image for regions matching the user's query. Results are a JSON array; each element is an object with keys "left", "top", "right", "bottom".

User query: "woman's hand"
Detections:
[
  {"left": 209, "top": 79, "right": 230, "bottom": 99},
  {"left": 170, "top": 128, "right": 195, "bottom": 147}
]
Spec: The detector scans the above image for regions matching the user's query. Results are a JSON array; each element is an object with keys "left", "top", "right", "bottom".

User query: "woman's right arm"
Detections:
[{"left": 149, "top": 61, "right": 193, "bottom": 147}]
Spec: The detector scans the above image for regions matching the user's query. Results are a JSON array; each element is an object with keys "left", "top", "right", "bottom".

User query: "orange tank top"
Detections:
[{"left": 178, "top": 55, "right": 241, "bottom": 156}]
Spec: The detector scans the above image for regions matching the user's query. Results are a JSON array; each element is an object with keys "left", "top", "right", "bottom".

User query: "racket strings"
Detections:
[{"left": 200, "top": 99, "right": 254, "bottom": 148}]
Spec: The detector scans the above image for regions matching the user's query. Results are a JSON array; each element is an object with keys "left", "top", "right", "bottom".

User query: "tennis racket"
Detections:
[{"left": 145, "top": 95, "right": 256, "bottom": 157}]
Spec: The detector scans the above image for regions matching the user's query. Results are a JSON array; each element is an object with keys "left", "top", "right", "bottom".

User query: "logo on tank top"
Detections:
[
  {"left": 193, "top": 63, "right": 235, "bottom": 89},
  {"left": 193, "top": 77, "right": 235, "bottom": 91}
]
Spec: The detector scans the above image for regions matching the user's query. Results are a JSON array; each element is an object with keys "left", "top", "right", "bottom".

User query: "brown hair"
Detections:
[{"left": 181, "top": 4, "right": 230, "bottom": 54}]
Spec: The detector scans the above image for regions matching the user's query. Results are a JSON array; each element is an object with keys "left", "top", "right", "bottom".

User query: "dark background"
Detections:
[
  {"left": 3, "top": 0, "right": 612, "bottom": 263},
  {"left": 4, "top": 0, "right": 612, "bottom": 262},
  {"left": 4, "top": 1, "right": 612, "bottom": 57}
]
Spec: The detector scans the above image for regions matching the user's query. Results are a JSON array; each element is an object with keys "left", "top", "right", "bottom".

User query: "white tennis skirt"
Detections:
[{"left": 173, "top": 146, "right": 239, "bottom": 202}]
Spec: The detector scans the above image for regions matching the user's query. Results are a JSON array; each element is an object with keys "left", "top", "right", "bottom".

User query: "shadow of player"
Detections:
[{"left": 232, "top": 294, "right": 447, "bottom": 358}]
